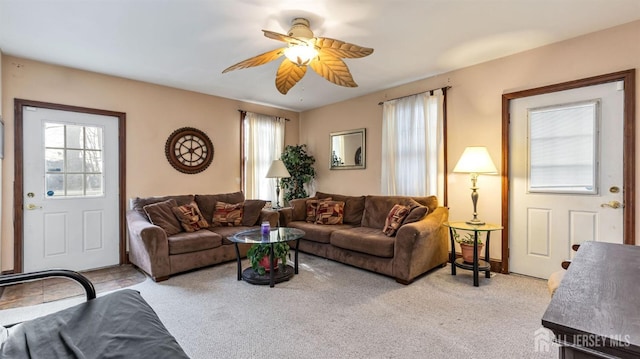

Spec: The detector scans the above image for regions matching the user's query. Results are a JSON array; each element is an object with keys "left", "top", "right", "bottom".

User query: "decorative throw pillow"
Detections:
[
  {"left": 306, "top": 197, "right": 332, "bottom": 222},
  {"left": 242, "top": 199, "right": 267, "bottom": 226},
  {"left": 382, "top": 204, "right": 411, "bottom": 236},
  {"left": 315, "top": 200, "right": 345, "bottom": 225},
  {"left": 402, "top": 205, "right": 429, "bottom": 225},
  {"left": 171, "top": 201, "right": 209, "bottom": 232},
  {"left": 212, "top": 201, "right": 243, "bottom": 227},
  {"left": 143, "top": 199, "right": 183, "bottom": 236}
]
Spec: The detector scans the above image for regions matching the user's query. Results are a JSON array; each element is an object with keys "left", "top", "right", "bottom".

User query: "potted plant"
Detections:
[
  {"left": 247, "top": 242, "right": 290, "bottom": 276},
  {"left": 452, "top": 229, "right": 484, "bottom": 263},
  {"left": 281, "top": 144, "right": 316, "bottom": 203}
]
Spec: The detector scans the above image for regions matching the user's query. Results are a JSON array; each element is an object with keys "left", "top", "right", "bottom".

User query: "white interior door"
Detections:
[
  {"left": 23, "top": 106, "right": 119, "bottom": 272},
  {"left": 509, "top": 81, "right": 624, "bottom": 279}
]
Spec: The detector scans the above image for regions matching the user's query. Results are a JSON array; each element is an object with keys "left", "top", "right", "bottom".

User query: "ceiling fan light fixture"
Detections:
[
  {"left": 284, "top": 44, "right": 318, "bottom": 66},
  {"left": 222, "top": 16, "right": 373, "bottom": 94}
]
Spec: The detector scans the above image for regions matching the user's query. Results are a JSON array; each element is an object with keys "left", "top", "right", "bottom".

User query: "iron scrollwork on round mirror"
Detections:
[{"left": 165, "top": 127, "right": 214, "bottom": 174}]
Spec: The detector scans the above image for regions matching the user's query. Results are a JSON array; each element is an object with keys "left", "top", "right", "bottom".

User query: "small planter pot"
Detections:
[
  {"left": 460, "top": 243, "right": 484, "bottom": 263},
  {"left": 258, "top": 256, "right": 279, "bottom": 272}
]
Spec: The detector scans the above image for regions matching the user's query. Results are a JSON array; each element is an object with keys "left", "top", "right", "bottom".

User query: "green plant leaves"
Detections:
[
  {"left": 280, "top": 144, "right": 316, "bottom": 203},
  {"left": 247, "top": 242, "right": 290, "bottom": 276}
]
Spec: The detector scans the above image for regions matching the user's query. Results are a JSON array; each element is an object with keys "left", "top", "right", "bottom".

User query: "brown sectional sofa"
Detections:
[
  {"left": 126, "top": 191, "right": 278, "bottom": 281},
  {"left": 279, "top": 192, "right": 449, "bottom": 284}
]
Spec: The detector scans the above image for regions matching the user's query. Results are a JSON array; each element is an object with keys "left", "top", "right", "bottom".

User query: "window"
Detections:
[
  {"left": 381, "top": 89, "right": 445, "bottom": 198},
  {"left": 242, "top": 112, "right": 285, "bottom": 203},
  {"left": 44, "top": 122, "right": 104, "bottom": 197},
  {"left": 528, "top": 100, "right": 599, "bottom": 194}
]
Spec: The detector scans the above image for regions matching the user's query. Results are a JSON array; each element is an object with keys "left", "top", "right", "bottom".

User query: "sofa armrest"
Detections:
[
  {"left": 126, "top": 210, "right": 171, "bottom": 281},
  {"left": 278, "top": 207, "right": 294, "bottom": 227},
  {"left": 392, "top": 206, "right": 449, "bottom": 283},
  {"left": 259, "top": 209, "right": 279, "bottom": 227}
]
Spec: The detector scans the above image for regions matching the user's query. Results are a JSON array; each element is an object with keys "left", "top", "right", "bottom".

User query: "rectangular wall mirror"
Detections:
[{"left": 330, "top": 128, "right": 365, "bottom": 170}]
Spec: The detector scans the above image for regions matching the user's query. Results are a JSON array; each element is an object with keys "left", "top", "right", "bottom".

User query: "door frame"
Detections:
[
  {"left": 501, "top": 69, "right": 636, "bottom": 273},
  {"left": 13, "top": 99, "right": 127, "bottom": 273}
]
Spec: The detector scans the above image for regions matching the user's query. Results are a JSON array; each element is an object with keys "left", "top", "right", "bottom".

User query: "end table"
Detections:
[{"left": 444, "top": 221, "right": 502, "bottom": 287}]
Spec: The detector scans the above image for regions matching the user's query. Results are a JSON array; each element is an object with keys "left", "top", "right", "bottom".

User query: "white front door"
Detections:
[
  {"left": 23, "top": 106, "right": 120, "bottom": 272},
  {"left": 509, "top": 81, "right": 624, "bottom": 279}
]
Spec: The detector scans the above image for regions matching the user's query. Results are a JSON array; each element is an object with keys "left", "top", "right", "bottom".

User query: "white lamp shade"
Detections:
[
  {"left": 265, "top": 159, "right": 291, "bottom": 178},
  {"left": 453, "top": 146, "right": 498, "bottom": 174}
]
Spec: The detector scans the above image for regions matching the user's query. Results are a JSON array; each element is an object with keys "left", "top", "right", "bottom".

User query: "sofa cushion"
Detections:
[
  {"left": 143, "top": 199, "right": 182, "bottom": 236},
  {"left": 195, "top": 191, "right": 245, "bottom": 224},
  {"left": 316, "top": 192, "right": 366, "bottom": 225},
  {"left": 167, "top": 230, "right": 222, "bottom": 255},
  {"left": 132, "top": 195, "right": 195, "bottom": 215},
  {"left": 242, "top": 200, "right": 267, "bottom": 226},
  {"left": 330, "top": 227, "right": 395, "bottom": 258},
  {"left": 403, "top": 203, "right": 429, "bottom": 225},
  {"left": 288, "top": 221, "right": 355, "bottom": 244},
  {"left": 411, "top": 195, "right": 439, "bottom": 214},
  {"left": 212, "top": 201, "right": 243, "bottom": 226},
  {"left": 289, "top": 197, "right": 312, "bottom": 222},
  {"left": 361, "top": 195, "right": 436, "bottom": 229},
  {"left": 382, "top": 204, "right": 410, "bottom": 236},
  {"left": 306, "top": 197, "right": 332, "bottom": 222},
  {"left": 171, "top": 201, "right": 209, "bottom": 232},
  {"left": 209, "top": 226, "right": 255, "bottom": 244},
  {"left": 315, "top": 200, "right": 345, "bottom": 225}
]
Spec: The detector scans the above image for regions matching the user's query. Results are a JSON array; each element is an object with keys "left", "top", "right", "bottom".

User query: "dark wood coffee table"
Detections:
[
  {"left": 230, "top": 227, "right": 305, "bottom": 288},
  {"left": 542, "top": 241, "right": 640, "bottom": 358}
]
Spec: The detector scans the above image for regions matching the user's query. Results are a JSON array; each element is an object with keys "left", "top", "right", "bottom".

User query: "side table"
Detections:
[{"left": 444, "top": 221, "right": 502, "bottom": 287}]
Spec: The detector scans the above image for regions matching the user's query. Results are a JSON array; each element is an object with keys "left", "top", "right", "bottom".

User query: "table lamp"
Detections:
[
  {"left": 265, "top": 159, "right": 291, "bottom": 209},
  {"left": 453, "top": 146, "right": 498, "bottom": 225}
]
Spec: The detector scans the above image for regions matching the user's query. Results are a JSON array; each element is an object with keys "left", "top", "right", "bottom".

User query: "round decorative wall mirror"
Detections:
[{"left": 165, "top": 127, "right": 214, "bottom": 174}]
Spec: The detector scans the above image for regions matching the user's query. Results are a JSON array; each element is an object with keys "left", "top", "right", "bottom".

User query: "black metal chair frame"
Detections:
[{"left": 0, "top": 269, "right": 96, "bottom": 327}]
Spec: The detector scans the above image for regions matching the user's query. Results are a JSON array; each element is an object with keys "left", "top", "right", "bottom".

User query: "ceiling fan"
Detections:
[{"left": 222, "top": 18, "right": 374, "bottom": 95}]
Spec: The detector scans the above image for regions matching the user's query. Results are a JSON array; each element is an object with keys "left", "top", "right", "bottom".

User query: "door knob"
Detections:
[
  {"left": 26, "top": 203, "right": 42, "bottom": 210},
  {"left": 601, "top": 201, "right": 622, "bottom": 209}
]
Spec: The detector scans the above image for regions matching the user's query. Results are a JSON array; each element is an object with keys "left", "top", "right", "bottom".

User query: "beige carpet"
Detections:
[{"left": 0, "top": 253, "right": 558, "bottom": 358}]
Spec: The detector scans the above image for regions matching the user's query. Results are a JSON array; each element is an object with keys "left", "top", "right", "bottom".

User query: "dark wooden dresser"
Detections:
[{"left": 542, "top": 241, "right": 640, "bottom": 358}]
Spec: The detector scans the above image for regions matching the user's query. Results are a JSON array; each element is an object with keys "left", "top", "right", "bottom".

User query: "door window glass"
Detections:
[
  {"left": 528, "top": 100, "right": 599, "bottom": 194},
  {"left": 44, "top": 122, "right": 104, "bottom": 197}
]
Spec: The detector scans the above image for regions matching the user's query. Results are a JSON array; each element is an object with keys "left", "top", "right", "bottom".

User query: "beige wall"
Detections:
[
  {"left": 0, "top": 57, "right": 299, "bottom": 271},
  {"left": 1, "top": 20, "right": 637, "bottom": 271},
  {"left": 300, "top": 20, "right": 640, "bottom": 260}
]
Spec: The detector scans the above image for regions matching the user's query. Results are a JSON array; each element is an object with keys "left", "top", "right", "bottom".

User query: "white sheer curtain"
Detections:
[
  {"left": 244, "top": 112, "right": 285, "bottom": 203},
  {"left": 381, "top": 89, "right": 444, "bottom": 198}
]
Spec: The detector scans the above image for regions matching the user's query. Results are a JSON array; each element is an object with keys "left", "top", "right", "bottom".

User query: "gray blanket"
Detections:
[{"left": 0, "top": 289, "right": 189, "bottom": 358}]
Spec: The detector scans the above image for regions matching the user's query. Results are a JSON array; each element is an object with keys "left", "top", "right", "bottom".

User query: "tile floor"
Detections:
[{"left": 0, "top": 265, "right": 146, "bottom": 310}]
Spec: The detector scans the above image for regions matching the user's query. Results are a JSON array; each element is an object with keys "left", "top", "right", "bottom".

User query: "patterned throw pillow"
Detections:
[
  {"left": 143, "top": 199, "right": 183, "bottom": 236},
  {"left": 382, "top": 204, "right": 411, "bottom": 236},
  {"left": 212, "top": 201, "right": 243, "bottom": 227},
  {"left": 315, "top": 200, "right": 345, "bottom": 225},
  {"left": 171, "top": 201, "right": 209, "bottom": 232},
  {"left": 306, "top": 197, "right": 332, "bottom": 222}
]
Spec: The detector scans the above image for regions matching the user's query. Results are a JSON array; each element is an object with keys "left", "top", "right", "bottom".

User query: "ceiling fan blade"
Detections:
[
  {"left": 263, "top": 30, "right": 308, "bottom": 46},
  {"left": 222, "top": 47, "right": 285, "bottom": 73},
  {"left": 275, "top": 60, "right": 307, "bottom": 94},
  {"left": 314, "top": 37, "right": 374, "bottom": 58},
  {"left": 309, "top": 52, "right": 358, "bottom": 88}
]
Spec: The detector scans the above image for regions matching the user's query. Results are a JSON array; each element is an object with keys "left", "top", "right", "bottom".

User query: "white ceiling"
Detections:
[{"left": 1, "top": 0, "right": 638, "bottom": 112}]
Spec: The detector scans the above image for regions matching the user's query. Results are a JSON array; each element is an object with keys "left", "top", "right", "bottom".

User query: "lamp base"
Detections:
[{"left": 466, "top": 218, "right": 485, "bottom": 226}]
